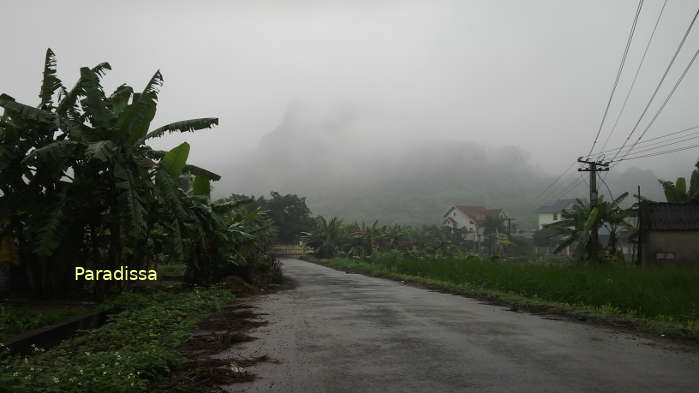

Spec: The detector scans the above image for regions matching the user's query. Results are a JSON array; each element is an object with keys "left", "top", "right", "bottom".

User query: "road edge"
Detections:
[{"left": 298, "top": 256, "right": 699, "bottom": 350}]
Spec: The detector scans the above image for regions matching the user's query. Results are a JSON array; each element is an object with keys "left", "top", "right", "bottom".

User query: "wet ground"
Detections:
[{"left": 222, "top": 258, "right": 699, "bottom": 393}]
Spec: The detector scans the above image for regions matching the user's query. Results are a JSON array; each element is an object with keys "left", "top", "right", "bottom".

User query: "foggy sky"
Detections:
[{"left": 4, "top": 0, "right": 699, "bottom": 210}]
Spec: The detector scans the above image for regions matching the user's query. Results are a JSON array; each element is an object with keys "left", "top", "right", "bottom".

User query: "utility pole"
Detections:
[
  {"left": 577, "top": 157, "right": 610, "bottom": 248},
  {"left": 506, "top": 217, "right": 515, "bottom": 236},
  {"left": 636, "top": 185, "right": 642, "bottom": 266}
]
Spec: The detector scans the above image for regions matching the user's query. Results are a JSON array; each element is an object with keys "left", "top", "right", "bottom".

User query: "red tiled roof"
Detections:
[{"left": 443, "top": 205, "right": 504, "bottom": 223}]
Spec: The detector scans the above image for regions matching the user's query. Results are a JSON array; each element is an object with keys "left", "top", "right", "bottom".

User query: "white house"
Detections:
[
  {"left": 536, "top": 199, "right": 576, "bottom": 230},
  {"left": 442, "top": 205, "right": 507, "bottom": 242}
]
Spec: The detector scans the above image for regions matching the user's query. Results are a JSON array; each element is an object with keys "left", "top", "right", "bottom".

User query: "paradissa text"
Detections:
[{"left": 75, "top": 266, "right": 157, "bottom": 280}]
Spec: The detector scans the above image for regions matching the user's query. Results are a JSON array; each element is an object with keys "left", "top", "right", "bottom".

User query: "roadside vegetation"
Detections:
[
  {"left": 0, "top": 50, "right": 281, "bottom": 392},
  {"left": 312, "top": 254, "right": 699, "bottom": 338},
  {"left": 0, "top": 303, "right": 95, "bottom": 342},
  {"left": 0, "top": 288, "right": 233, "bottom": 393},
  {"left": 0, "top": 49, "right": 277, "bottom": 298},
  {"left": 299, "top": 160, "right": 699, "bottom": 339}
]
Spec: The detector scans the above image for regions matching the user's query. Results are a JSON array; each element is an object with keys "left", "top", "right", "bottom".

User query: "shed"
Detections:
[{"left": 639, "top": 202, "right": 699, "bottom": 265}]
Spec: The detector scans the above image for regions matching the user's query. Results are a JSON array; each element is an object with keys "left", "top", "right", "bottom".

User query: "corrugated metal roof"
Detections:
[
  {"left": 641, "top": 202, "right": 699, "bottom": 231},
  {"left": 536, "top": 199, "right": 577, "bottom": 214}
]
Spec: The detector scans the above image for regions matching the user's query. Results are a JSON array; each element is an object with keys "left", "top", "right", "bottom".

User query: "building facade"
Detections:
[{"left": 640, "top": 202, "right": 699, "bottom": 266}]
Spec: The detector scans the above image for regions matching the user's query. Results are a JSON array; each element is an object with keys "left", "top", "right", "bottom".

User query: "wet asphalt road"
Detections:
[{"left": 225, "top": 258, "right": 699, "bottom": 393}]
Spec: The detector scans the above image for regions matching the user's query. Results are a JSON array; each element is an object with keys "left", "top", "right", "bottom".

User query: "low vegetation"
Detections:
[
  {"left": 316, "top": 253, "right": 699, "bottom": 338},
  {"left": 0, "top": 303, "right": 95, "bottom": 342},
  {"left": 0, "top": 287, "right": 234, "bottom": 393}
]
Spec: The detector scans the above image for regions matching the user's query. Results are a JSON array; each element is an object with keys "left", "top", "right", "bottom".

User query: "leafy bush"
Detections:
[{"left": 0, "top": 288, "right": 233, "bottom": 393}]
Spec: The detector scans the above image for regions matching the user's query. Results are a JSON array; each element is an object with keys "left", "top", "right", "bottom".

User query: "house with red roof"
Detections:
[{"left": 442, "top": 205, "right": 508, "bottom": 242}]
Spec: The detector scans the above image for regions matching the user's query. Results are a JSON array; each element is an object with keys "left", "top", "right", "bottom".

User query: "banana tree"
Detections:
[
  {"left": 302, "top": 216, "right": 344, "bottom": 258},
  {"left": 0, "top": 49, "right": 220, "bottom": 296},
  {"left": 546, "top": 194, "right": 632, "bottom": 262},
  {"left": 659, "top": 161, "right": 699, "bottom": 203}
]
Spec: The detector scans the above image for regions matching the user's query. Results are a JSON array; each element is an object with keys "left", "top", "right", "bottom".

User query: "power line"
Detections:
[
  {"left": 586, "top": 0, "right": 645, "bottom": 158},
  {"left": 599, "top": 175, "right": 616, "bottom": 201},
  {"left": 616, "top": 48, "right": 699, "bottom": 160},
  {"left": 547, "top": 177, "right": 583, "bottom": 203},
  {"left": 534, "top": 160, "right": 577, "bottom": 201},
  {"left": 609, "top": 8, "right": 699, "bottom": 162},
  {"left": 594, "top": 124, "right": 699, "bottom": 158},
  {"left": 599, "top": 0, "right": 668, "bottom": 154},
  {"left": 613, "top": 142, "right": 699, "bottom": 162},
  {"left": 619, "top": 130, "right": 699, "bottom": 156}
]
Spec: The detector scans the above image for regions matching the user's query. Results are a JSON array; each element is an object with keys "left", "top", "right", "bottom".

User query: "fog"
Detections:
[{"left": 5, "top": 0, "right": 699, "bottom": 227}]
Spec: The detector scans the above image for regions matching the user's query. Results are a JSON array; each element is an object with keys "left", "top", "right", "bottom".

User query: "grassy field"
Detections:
[{"left": 316, "top": 254, "right": 699, "bottom": 338}]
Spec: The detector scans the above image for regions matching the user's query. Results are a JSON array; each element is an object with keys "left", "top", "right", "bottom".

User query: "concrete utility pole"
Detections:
[{"left": 577, "top": 157, "right": 610, "bottom": 247}]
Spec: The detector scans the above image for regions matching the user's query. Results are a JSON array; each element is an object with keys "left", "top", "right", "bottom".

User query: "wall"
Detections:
[
  {"left": 447, "top": 209, "right": 478, "bottom": 232},
  {"left": 538, "top": 213, "right": 559, "bottom": 229},
  {"left": 642, "top": 231, "right": 699, "bottom": 266}
]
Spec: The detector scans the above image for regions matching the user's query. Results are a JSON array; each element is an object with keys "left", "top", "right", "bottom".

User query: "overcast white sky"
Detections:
[{"left": 4, "top": 0, "right": 699, "bottom": 180}]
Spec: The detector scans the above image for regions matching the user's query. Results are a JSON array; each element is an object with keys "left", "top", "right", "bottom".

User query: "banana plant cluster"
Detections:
[
  {"left": 0, "top": 49, "right": 255, "bottom": 296},
  {"left": 545, "top": 194, "right": 634, "bottom": 262},
  {"left": 302, "top": 217, "right": 483, "bottom": 259}
]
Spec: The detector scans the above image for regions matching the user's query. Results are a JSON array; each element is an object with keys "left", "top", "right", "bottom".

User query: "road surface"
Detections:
[{"left": 224, "top": 258, "right": 699, "bottom": 393}]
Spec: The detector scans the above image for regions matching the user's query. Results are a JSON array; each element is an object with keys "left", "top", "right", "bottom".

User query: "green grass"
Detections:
[
  {"left": 0, "top": 287, "right": 234, "bottom": 393},
  {"left": 0, "top": 304, "right": 96, "bottom": 342},
  {"left": 315, "top": 254, "right": 699, "bottom": 338}
]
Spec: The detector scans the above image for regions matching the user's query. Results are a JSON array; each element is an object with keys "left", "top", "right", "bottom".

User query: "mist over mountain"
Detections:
[{"left": 219, "top": 103, "right": 667, "bottom": 230}]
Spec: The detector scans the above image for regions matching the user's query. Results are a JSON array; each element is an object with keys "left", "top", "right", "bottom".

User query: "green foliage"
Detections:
[
  {"left": 303, "top": 217, "right": 485, "bottom": 259},
  {"left": 327, "top": 254, "right": 699, "bottom": 326},
  {"left": 160, "top": 142, "right": 190, "bottom": 177},
  {"left": 243, "top": 192, "right": 314, "bottom": 243},
  {"left": 0, "top": 287, "right": 233, "bottom": 393},
  {"left": 657, "top": 161, "right": 699, "bottom": 203},
  {"left": 142, "top": 118, "right": 219, "bottom": 142},
  {"left": 545, "top": 194, "right": 633, "bottom": 262},
  {"left": 0, "top": 49, "right": 276, "bottom": 297},
  {"left": 191, "top": 175, "right": 211, "bottom": 198},
  {"left": 0, "top": 304, "right": 94, "bottom": 342}
]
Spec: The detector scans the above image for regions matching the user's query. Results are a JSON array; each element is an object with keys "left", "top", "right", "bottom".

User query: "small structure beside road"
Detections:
[{"left": 639, "top": 202, "right": 699, "bottom": 265}]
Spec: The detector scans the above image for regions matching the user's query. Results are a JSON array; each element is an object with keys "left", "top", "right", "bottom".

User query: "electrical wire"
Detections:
[
  {"left": 598, "top": 0, "right": 669, "bottom": 154},
  {"left": 599, "top": 175, "right": 616, "bottom": 202},
  {"left": 534, "top": 160, "right": 577, "bottom": 201},
  {"left": 547, "top": 177, "right": 583, "bottom": 204},
  {"left": 593, "top": 124, "right": 699, "bottom": 158},
  {"left": 586, "top": 0, "right": 645, "bottom": 158},
  {"left": 609, "top": 8, "right": 699, "bottom": 162},
  {"left": 618, "top": 131, "right": 699, "bottom": 156},
  {"left": 612, "top": 142, "right": 699, "bottom": 162},
  {"left": 616, "top": 48, "right": 699, "bottom": 161}
]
